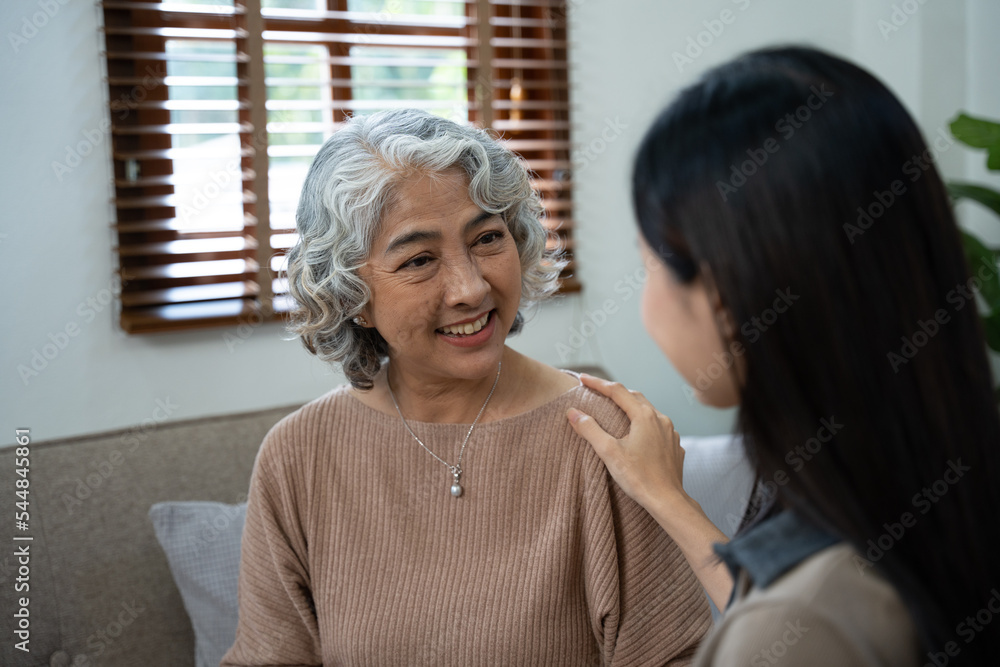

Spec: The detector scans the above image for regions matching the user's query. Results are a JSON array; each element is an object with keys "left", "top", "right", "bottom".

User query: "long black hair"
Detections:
[{"left": 633, "top": 45, "right": 1000, "bottom": 661}]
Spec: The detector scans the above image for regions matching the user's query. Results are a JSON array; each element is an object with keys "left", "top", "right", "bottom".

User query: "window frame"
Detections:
[{"left": 100, "top": 0, "right": 577, "bottom": 335}]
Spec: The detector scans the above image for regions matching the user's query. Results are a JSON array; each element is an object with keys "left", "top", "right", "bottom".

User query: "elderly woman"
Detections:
[{"left": 221, "top": 109, "right": 711, "bottom": 666}]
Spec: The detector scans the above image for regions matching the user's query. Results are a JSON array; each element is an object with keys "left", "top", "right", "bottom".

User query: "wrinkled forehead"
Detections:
[{"left": 370, "top": 168, "right": 479, "bottom": 247}]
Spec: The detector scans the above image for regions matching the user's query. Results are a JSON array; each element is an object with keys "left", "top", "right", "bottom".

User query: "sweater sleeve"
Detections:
[
  {"left": 220, "top": 425, "right": 322, "bottom": 667},
  {"left": 580, "top": 400, "right": 713, "bottom": 667}
]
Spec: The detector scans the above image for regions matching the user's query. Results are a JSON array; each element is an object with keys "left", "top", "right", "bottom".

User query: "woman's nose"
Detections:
[{"left": 443, "top": 256, "right": 489, "bottom": 308}]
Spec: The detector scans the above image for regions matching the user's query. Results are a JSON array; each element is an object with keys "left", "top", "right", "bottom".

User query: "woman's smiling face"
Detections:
[{"left": 359, "top": 169, "right": 523, "bottom": 383}]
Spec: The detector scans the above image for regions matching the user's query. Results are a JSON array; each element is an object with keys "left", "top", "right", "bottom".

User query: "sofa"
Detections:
[{"left": 1, "top": 379, "right": 753, "bottom": 667}]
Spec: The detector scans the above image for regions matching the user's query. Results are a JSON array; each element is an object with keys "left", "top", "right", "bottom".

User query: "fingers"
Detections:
[
  {"left": 566, "top": 408, "right": 618, "bottom": 460},
  {"left": 579, "top": 373, "right": 656, "bottom": 422}
]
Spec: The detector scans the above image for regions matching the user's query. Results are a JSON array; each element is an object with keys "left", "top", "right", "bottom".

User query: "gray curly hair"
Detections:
[{"left": 284, "top": 108, "right": 567, "bottom": 390}]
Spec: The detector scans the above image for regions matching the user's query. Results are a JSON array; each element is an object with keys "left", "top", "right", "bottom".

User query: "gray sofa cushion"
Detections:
[
  {"left": 680, "top": 434, "right": 754, "bottom": 539},
  {"left": 0, "top": 404, "right": 300, "bottom": 667},
  {"left": 150, "top": 502, "right": 246, "bottom": 667},
  {"left": 680, "top": 433, "right": 754, "bottom": 620}
]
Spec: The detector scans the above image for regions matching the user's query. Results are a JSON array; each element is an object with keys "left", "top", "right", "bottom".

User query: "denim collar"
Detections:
[{"left": 714, "top": 509, "right": 841, "bottom": 594}]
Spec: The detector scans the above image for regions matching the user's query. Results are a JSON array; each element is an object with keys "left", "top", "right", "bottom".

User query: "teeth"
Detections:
[{"left": 440, "top": 312, "right": 490, "bottom": 336}]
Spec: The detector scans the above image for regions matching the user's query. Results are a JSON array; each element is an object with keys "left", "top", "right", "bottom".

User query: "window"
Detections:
[{"left": 100, "top": 0, "right": 575, "bottom": 334}]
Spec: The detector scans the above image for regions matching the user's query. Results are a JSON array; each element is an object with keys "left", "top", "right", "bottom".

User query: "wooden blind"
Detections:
[{"left": 100, "top": 0, "right": 576, "bottom": 334}]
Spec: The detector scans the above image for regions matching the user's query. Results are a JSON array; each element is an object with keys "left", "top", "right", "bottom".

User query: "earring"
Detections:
[{"left": 353, "top": 316, "right": 367, "bottom": 326}]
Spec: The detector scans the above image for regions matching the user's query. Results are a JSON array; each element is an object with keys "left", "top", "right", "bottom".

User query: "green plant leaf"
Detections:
[
  {"left": 950, "top": 113, "right": 1000, "bottom": 171},
  {"left": 960, "top": 230, "right": 1000, "bottom": 310},
  {"left": 948, "top": 182, "right": 1000, "bottom": 218}
]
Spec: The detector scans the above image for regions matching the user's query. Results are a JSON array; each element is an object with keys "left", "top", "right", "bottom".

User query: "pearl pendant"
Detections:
[{"left": 450, "top": 483, "right": 463, "bottom": 497}]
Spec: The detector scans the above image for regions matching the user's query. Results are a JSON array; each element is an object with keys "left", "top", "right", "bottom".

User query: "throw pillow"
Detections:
[{"left": 149, "top": 501, "right": 245, "bottom": 667}]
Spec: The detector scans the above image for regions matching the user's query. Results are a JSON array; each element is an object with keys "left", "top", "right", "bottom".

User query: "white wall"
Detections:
[
  {"left": 2, "top": 0, "right": 997, "bottom": 445},
  {"left": 565, "top": 0, "right": 1000, "bottom": 437}
]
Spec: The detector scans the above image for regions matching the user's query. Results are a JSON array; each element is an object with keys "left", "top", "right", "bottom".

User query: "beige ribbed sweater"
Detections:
[{"left": 221, "top": 380, "right": 712, "bottom": 666}]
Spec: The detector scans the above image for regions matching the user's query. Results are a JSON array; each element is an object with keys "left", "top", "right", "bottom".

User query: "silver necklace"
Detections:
[{"left": 387, "top": 361, "right": 502, "bottom": 498}]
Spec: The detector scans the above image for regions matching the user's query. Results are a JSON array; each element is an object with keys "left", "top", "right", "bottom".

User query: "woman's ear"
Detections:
[
  {"left": 714, "top": 294, "right": 736, "bottom": 341},
  {"left": 354, "top": 306, "right": 373, "bottom": 328},
  {"left": 700, "top": 265, "right": 736, "bottom": 342}
]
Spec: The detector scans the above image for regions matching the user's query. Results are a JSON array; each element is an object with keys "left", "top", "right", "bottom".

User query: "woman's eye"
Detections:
[
  {"left": 477, "top": 230, "right": 504, "bottom": 245},
  {"left": 401, "top": 255, "right": 432, "bottom": 270}
]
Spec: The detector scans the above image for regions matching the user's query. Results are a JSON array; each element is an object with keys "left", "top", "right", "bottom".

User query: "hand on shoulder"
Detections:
[{"left": 566, "top": 373, "right": 689, "bottom": 512}]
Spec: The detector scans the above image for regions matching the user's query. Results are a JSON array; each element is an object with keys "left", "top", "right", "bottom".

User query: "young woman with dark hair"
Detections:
[{"left": 568, "top": 46, "right": 1000, "bottom": 665}]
